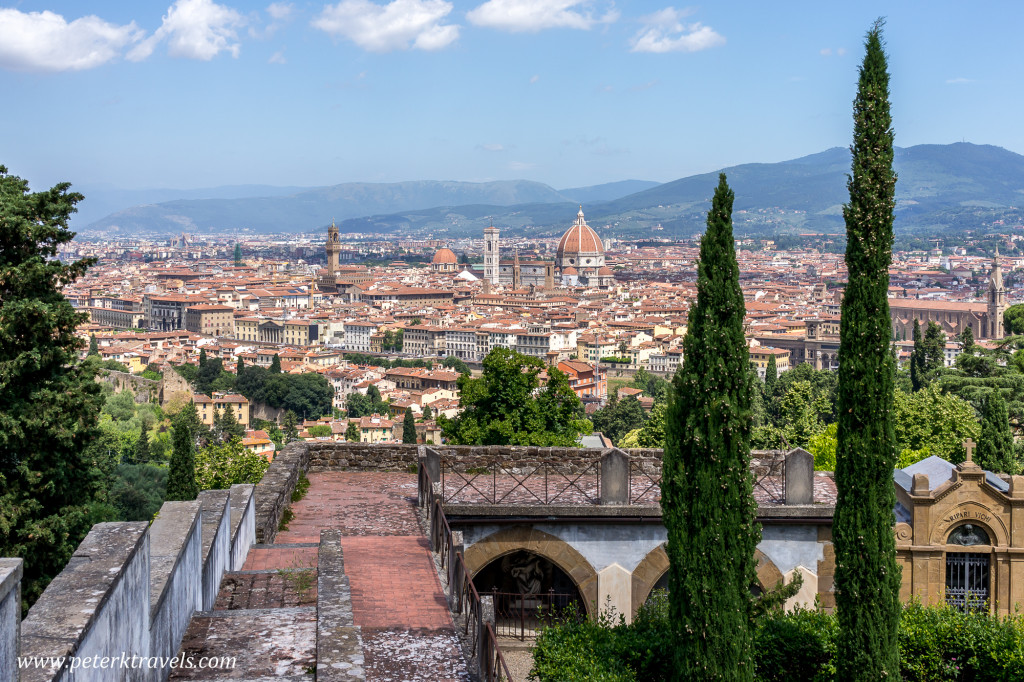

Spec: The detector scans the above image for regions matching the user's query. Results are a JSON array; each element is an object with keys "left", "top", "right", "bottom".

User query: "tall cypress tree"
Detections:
[
  {"left": 910, "top": 319, "right": 925, "bottom": 391},
  {"left": 402, "top": 406, "right": 418, "bottom": 444},
  {"left": 270, "top": 354, "right": 282, "bottom": 373},
  {"left": 663, "top": 174, "right": 758, "bottom": 681},
  {"left": 88, "top": 333, "right": 99, "bottom": 356},
  {"left": 133, "top": 426, "right": 151, "bottom": 465},
  {"left": 764, "top": 354, "right": 778, "bottom": 396},
  {"left": 976, "top": 390, "right": 1016, "bottom": 473},
  {"left": 833, "top": 20, "right": 901, "bottom": 680},
  {"left": 236, "top": 355, "right": 244, "bottom": 376},
  {"left": 166, "top": 403, "right": 199, "bottom": 501},
  {"left": 923, "top": 321, "right": 945, "bottom": 372}
]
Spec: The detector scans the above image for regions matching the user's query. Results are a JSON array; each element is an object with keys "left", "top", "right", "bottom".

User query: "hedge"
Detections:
[{"left": 530, "top": 595, "right": 1024, "bottom": 682}]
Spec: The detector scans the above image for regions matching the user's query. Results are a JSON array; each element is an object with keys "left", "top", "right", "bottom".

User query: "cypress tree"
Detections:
[
  {"left": 345, "top": 421, "right": 360, "bottom": 442},
  {"left": 402, "top": 406, "right": 417, "bottom": 444},
  {"left": 88, "top": 333, "right": 99, "bottom": 356},
  {"left": 199, "top": 348, "right": 207, "bottom": 367},
  {"left": 764, "top": 354, "right": 778, "bottom": 396},
  {"left": 236, "top": 355, "right": 244, "bottom": 376},
  {"left": 234, "top": 243, "right": 242, "bottom": 265},
  {"left": 270, "top": 353, "right": 282, "bottom": 373},
  {"left": 960, "top": 325, "right": 975, "bottom": 354},
  {"left": 422, "top": 404, "right": 433, "bottom": 421},
  {"left": 663, "top": 174, "right": 758, "bottom": 681},
  {"left": 166, "top": 403, "right": 199, "bottom": 501},
  {"left": 132, "top": 427, "right": 151, "bottom": 464},
  {"left": 923, "top": 321, "right": 945, "bottom": 372},
  {"left": 976, "top": 390, "right": 1016, "bottom": 473},
  {"left": 833, "top": 20, "right": 902, "bottom": 680},
  {"left": 910, "top": 319, "right": 925, "bottom": 391}
]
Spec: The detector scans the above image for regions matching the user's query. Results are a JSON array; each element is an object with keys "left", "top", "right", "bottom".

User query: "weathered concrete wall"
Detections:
[
  {"left": 758, "top": 525, "right": 825, "bottom": 577},
  {"left": 254, "top": 441, "right": 310, "bottom": 544},
  {"left": 197, "top": 491, "right": 231, "bottom": 612},
  {"left": 1, "top": 559, "right": 23, "bottom": 682},
  {"left": 148, "top": 501, "right": 202, "bottom": 682},
  {"left": 97, "top": 370, "right": 161, "bottom": 404},
  {"left": 19, "top": 523, "right": 151, "bottom": 682},
  {"left": 316, "top": 530, "right": 364, "bottom": 681},
  {"left": 229, "top": 484, "right": 256, "bottom": 571},
  {"left": 160, "top": 369, "right": 192, "bottom": 408}
]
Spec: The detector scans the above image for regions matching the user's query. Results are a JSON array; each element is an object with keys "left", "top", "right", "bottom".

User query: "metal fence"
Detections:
[
  {"left": 441, "top": 458, "right": 602, "bottom": 505},
  {"left": 490, "top": 589, "right": 581, "bottom": 640}
]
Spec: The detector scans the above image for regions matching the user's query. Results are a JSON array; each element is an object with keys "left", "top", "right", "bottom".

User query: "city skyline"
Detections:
[{"left": 2, "top": 1, "right": 1022, "bottom": 193}]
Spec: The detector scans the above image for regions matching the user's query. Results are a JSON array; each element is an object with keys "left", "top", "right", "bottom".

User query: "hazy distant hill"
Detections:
[
  {"left": 83, "top": 180, "right": 573, "bottom": 235},
  {"left": 82, "top": 143, "right": 1024, "bottom": 237},
  {"left": 558, "top": 179, "right": 661, "bottom": 205},
  {"left": 344, "top": 143, "right": 1024, "bottom": 238}
]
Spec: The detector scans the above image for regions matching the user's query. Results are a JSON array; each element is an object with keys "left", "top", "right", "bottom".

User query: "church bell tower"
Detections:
[
  {"left": 326, "top": 220, "right": 341, "bottom": 274},
  {"left": 483, "top": 225, "right": 499, "bottom": 285},
  {"left": 988, "top": 247, "right": 1007, "bottom": 338}
]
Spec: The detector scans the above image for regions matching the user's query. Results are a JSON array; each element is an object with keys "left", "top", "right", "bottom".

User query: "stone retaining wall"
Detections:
[
  {"left": 8, "top": 485, "right": 255, "bottom": 682},
  {"left": 254, "top": 441, "right": 310, "bottom": 544},
  {"left": 97, "top": 369, "right": 161, "bottom": 403}
]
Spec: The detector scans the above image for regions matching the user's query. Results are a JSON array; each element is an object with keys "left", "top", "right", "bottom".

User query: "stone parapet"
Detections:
[
  {"left": 197, "top": 491, "right": 231, "bottom": 611},
  {"left": 316, "top": 529, "right": 364, "bottom": 681},
  {"left": 229, "top": 484, "right": 256, "bottom": 571},
  {"left": 20, "top": 522, "right": 150, "bottom": 682},
  {"left": 254, "top": 441, "right": 310, "bottom": 544},
  {"left": 1, "top": 559, "right": 23, "bottom": 682}
]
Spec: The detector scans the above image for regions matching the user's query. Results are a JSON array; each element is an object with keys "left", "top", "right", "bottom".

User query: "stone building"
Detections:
[
  {"left": 184, "top": 303, "right": 235, "bottom": 336},
  {"left": 430, "top": 247, "right": 458, "bottom": 274},
  {"left": 555, "top": 207, "right": 615, "bottom": 288}
]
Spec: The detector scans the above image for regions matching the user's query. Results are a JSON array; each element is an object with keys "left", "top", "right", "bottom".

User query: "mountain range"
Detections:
[{"left": 79, "top": 143, "right": 1024, "bottom": 238}]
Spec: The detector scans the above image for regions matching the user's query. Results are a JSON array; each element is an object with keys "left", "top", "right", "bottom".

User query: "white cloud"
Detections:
[
  {"left": 467, "top": 0, "right": 617, "bottom": 33},
  {"left": 946, "top": 77, "right": 973, "bottom": 84},
  {"left": 529, "top": 74, "right": 539, "bottom": 83},
  {"left": 630, "top": 7, "right": 724, "bottom": 54},
  {"left": 312, "top": 0, "right": 458, "bottom": 52},
  {"left": 820, "top": 47, "right": 846, "bottom": 57},
  {"left": 0, "top": 8, "right": 143, "bottom": 72},
  {"left": 128, "top": 0, "right": 245, "bottom": 62},
  {"left": 479, "top": 143, "right": 505, "bottom": 151},
  {"left": 268, "top": 49, "right": 287, "bottom": 63},
  {"left": 267, "top": 2, "right": 294, "bottom": 20}
]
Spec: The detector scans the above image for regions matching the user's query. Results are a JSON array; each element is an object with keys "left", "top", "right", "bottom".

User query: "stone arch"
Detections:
[
  {"left": 629, "top": 545, "right": 786, "bottom": 616},
  {"left": 928, "top": 501, "right": 1009, "bottom": 548},
  {"left": 464, "top": 526, "right": 598, "bottom": 614},
  {"left": 631, "top": 544, "right": 670, "bottom": 617},
  {"left": 755, "top": 548, "right": 785, "bottom": 590}
]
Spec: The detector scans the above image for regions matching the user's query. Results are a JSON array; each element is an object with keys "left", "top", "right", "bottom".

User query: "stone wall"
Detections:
[
  {"left": 97, "top": 370, "right": 161, "bottom": 404},
  {"left": 316, "top": 530, "right": 364, "bottom": 681},
  {"left": 308, "top": 443, "right": 614, "bottom": 472},
  {"left": 1, "top": 559, "right": 23, "bottom": 682},
  {"left": 254, "top": 441, "right": 310, "bottom": 544},
  {"left": 160, "top": 369, "right": 193, "bottom": 409},
  {"left": 8, "top": 485, "right": 255, "bottom": 682},
  {"left": 250, "top": 402, "right": 286, "bottom": 425}
]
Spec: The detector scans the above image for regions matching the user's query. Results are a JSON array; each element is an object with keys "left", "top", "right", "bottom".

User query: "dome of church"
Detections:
[
  {"left": 597, "top": 266, "right": 613, "bottom": 276},
  {"left": 562, "top": 266, "right": 579, "bottom": 276},
  {"left": 556, "top": 207, "right": 604, "bottom": 268},
  {"left": 432, "top": 248, "right": 458, "bottom": 264}
]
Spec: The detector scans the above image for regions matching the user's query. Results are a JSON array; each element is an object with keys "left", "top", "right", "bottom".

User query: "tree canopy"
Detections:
[{"left": 438, "top": 348, "right": 591, "bottom": 446}]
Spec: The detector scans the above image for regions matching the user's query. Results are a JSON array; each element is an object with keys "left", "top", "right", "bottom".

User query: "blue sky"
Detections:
[{"left": 2, "top": 1, "right": 1022, "bottom": 192}]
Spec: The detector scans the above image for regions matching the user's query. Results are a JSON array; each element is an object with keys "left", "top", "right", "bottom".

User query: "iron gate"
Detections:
[{"left": 946, "top": 552, "right": 990, "bottom": 611}]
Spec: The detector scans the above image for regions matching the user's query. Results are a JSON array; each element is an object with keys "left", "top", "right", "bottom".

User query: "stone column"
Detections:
[{"left": 0, "top": 558, "right": 22, "bottom": 682}]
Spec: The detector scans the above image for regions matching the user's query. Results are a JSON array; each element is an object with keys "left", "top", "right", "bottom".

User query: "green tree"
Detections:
[
  {"left": 237, "top": 355, "right": 244, "bottom": 376},
  {"left": 307, "top": 424, "right": 332, "bottom": 438},
  {"left": 217, "top": 403, "right": 246, "bottom": 441},
  {"left": 764, "top": 354, "right": 778, "bottom": 395},
  {"left": 166, "top": 403, "right": 200, "bottom": 501},
  {"left": 133, "top": 426, "right": 152, "bottom": 465},
  {"left": 233, "top": 242, "right": 242, "bottom": 265},
  {"left": 438, "top": 348, "right": 591, "bottom": 446},
  {"left": 911, "top": 319, "right": 926, "bottom": 392},
  {"left": 345, "top": 421, "right": 360, "bottom": 442},
  {"left": 270, "top": 353, "right": 282, "bottom": 374},
  {"left": 893, "top": 385, "right": 979, "bottom": 463},
  {"left": 108, "top": 464, "right": 167, "bottom": 522},
  {"left": 591, "top": 395, "right": 648, "bottom": 446},
  {"left": 960, "top": 325, "right": 976, "bottom": 354},
  {"left": 88, "top": 333, "right": 99, "bottom": 357},
  {"left": 976, "top": 390, "right": 1017, "bottom": 473},
  {"left": 0, "top": 167, "right": 110, "bottom": 608},
  {"left": 442, "top": 355, "right": 471, "bottom": 375},
  {"left": 663, "top": 174, "right": 758, "bottom": 681},
  {"left": 422, "top": 404, "right": 433, "bottom": 420},
  {"left": 199, "top": 348, "right": 207, "bottom": 367},
  {"left": 833, "top": 21, "right": 902, "bottom": 679},
  {"left": 923, "top": 321, "right": 946, "bottom": 373},
  {"left": 777, "top": 380, "right": 830, "bottom": 448},
  {"left": 194, "top": 437, "right": 269, "bottom": 491},
  {"left": 402, "top": 406, "right": 417, "bottom": 444},
  {"left": 283, "top": 410, "right": 298, "bottom": 441},
  {"left": 1005, "top": 304, "right": 1024, "bottom": 336}
]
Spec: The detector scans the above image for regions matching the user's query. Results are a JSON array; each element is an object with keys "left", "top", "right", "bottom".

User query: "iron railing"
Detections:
[
  {"left": 490, "top": 589, "right": 581, "bottom": 640},
  {"left": 628, "top": 457, "right": 662, "bottom": 504},
  {"left": 422, "top": 464, "right": 513, "bottom": 681},
  {"left": 441, "top": 458, "right": 602, "bottom": 505}
]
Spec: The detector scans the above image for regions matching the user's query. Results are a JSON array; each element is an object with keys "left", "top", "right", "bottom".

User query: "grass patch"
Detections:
[
  {"left": 278, "top": 507, "right": 294, "bottom": 531},
  {"left": 291, "top": 471, "right": 310, "bottom": 503}
]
